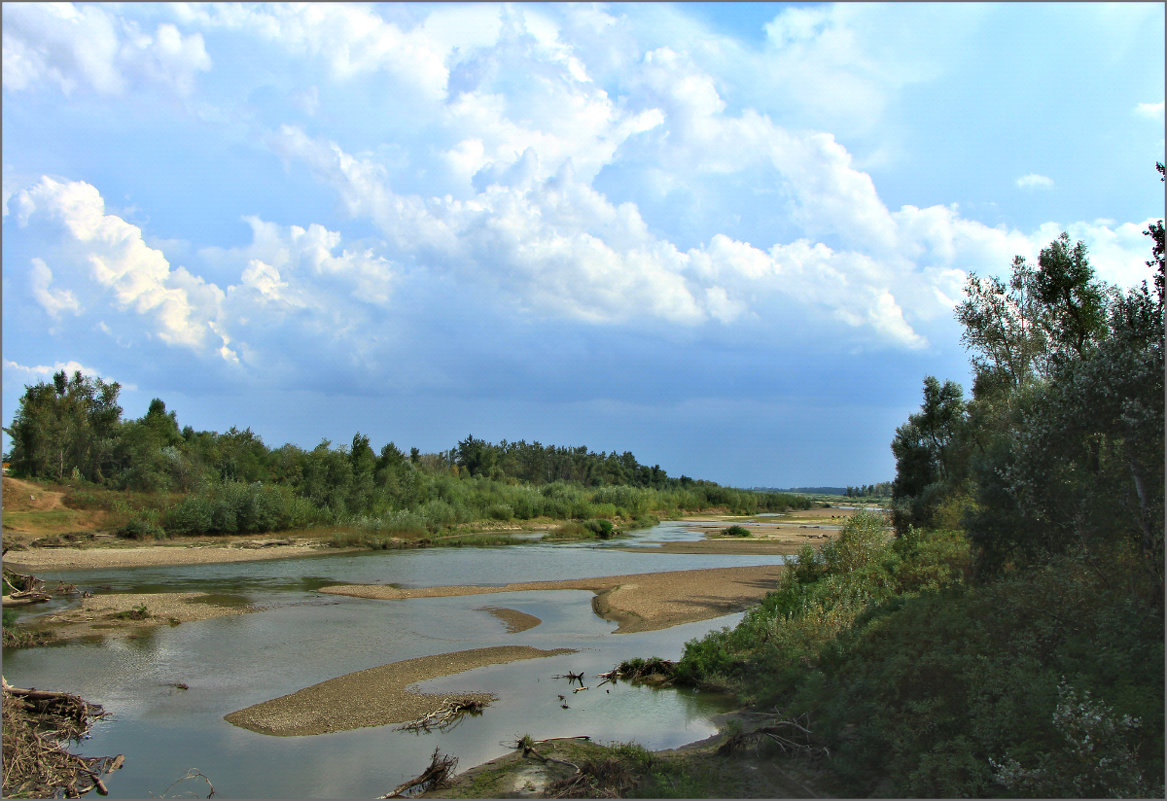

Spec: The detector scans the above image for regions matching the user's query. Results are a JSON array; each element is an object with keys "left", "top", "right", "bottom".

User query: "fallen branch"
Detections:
[
  {"left": 395, "top": 697, "right": 490, "bottom": 733},
  {"left": 380, "top": 748, "right": 457, "bottom": 798},
  {"left": 158, "top": 768, "right": 216, "bottom": 798},
  {"left": 717, "top": 713, "right": 829, "bottom": 759},
  {"left": 513, "top": 737, "right": 580, "bottom": 774},
  {"left": 2, "top": 677, "right": 124, "bottom": 798}
]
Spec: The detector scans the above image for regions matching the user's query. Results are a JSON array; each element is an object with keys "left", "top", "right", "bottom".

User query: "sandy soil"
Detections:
[
  {"left": 478, "top": 606, "right": 542, "bottom": 633},
  {"left": 33, "top": 591, "right": 258, "bottom": 641},
  {"left": 3, "top": 537, "right": 342, "bottom": 572},
  {"left": 319, "top": 563, "right": 787, "bottom": 634},
  {"left": 225, "top": 645, "right": 576, "bottom": 737}
]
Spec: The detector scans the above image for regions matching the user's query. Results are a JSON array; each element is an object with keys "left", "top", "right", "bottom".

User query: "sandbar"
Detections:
[
  {"left": 34, "top": 591, "right": 257, "bottom": 641},
  {"left": 320, "top": 564, "right": 787, "bottom": 634},
  {"left": 2, "top": 538, "right": 342, "bottom": 571},
  {"left": 225, "top": 645, "right": 575, "bottom": 737},
  {"left": 479, "top": 606, "right": 542, "bottom": 633}
]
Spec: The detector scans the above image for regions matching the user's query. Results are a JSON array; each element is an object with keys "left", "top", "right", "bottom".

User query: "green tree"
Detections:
[
  {"left": 1031, "top": 233, "right": 1110, "bottom": 364},
  {"left": 956, "top": 256, "right": 1049, "bottom": 395},
  {"left": 5, "top": 370, "right": 122, "bottom": 481},
  {"left": 890, "top": 377, "right": 967, "bottom": 531}
]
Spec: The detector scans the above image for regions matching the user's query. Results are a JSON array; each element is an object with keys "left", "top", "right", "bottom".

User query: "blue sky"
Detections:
[{"left": 3, "top": 2, "right": 1164, "bottom": 489}]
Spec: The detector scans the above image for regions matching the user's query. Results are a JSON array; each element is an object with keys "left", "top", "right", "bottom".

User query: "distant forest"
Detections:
[
  {"left": 763, "top": 483, "right": 892, "bottom": 498},
  {"left": 3, "top": 380, "right": 808, "bottom": 539}
]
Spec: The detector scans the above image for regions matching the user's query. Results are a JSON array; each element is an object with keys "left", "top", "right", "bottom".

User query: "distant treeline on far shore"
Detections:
[{"left": 3, "top": 373, "right": 810, "bottom": 541}]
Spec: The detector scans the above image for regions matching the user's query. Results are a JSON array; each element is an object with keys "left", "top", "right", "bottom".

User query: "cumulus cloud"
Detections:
[
  {"left": 1016, "top": 173, "right": 1055, "bottom": 190},
  {"left": 28, "top": 258, "right": 82, "bottom": 319},
  {"left": 2, "top": 3, "right": 210, "bottom": 96},
  {"left": 13, "top": 177, "right": 229, "bottom": 354},
  {"left": 172, "top": 2, "right": 447, "bottom": 99},
  {"left": 2, "top": 358, "right": 136, "bottom": 392},
  {"left": 1134, "top": 101, "right": 1165, "bottom": 121}
]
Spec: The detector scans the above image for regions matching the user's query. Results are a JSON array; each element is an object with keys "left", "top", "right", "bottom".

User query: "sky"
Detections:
[{"left": 2, "top": 2, "right": 1164, "bottom": 489}]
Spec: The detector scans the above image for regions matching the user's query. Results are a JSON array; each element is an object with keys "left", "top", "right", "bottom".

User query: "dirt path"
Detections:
[{"left": 2, "top": 477, "right": 67, "bottom": 512}]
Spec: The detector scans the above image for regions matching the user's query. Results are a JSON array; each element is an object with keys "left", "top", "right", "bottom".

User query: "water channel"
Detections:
[{"left": 4, "top": 521, "right": 790, "bottom": 798}]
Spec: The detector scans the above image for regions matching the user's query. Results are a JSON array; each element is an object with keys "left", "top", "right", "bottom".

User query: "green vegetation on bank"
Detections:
[
  {"left": 4, "top": 384, "right": 809, "bottom": 543},
  {"left": 648, "top": 182, "right": 1165, "bottom": 798}
]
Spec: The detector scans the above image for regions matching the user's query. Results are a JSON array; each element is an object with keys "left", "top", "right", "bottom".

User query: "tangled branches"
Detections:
[
  {"left": 717, "top": 712, "right": 830, "bottom": 759},
  {"left": 395, "top": 697, "right": 491, "bottom": 733},
  {"left": 379, "top": 748, "right": 457, "bottom": 798},
  {"left": 2, "top": 678, "right": 124, "bottom": 797},
  {"left": 545, "top": 757, "right": 636, "bottom": 799}
]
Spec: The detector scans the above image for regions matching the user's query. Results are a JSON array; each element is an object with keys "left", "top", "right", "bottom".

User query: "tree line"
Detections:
[{"left": 4, "top": 380, "right": 808, "bottom": 538}]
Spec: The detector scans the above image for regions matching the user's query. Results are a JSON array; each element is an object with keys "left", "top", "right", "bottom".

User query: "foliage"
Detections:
[
  {"left": 892, "top": 204, "right": 1164, "bottom": 598},
  {"left": 4, "top": 370, "right": 122, "bottom": 482},
  {"left": 117, "top": 510, "right": 166, "bottom": 540},
  {"left": 720, "top": 525, "right": 750, "bottom": 537}
]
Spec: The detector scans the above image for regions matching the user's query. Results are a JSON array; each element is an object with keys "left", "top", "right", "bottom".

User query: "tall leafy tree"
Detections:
[
  {"left": 890, "top": 376, "right": 967, "bottom": 531},
  {"left": 5, "top": 370, "right": 122, "bottom": 481}
]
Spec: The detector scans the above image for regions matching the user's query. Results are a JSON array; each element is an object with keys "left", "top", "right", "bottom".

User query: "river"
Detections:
[{"left": 4, "top": 521, "right": 787, "bottom": 798}]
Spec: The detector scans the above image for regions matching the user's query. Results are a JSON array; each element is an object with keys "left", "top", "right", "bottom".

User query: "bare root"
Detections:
[{"left": 380, "top": 748, "right": 457, "bottom": 798}]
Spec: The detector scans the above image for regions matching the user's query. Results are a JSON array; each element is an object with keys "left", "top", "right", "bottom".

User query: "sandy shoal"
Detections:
[
  {"left": 320, "top": 564, "right": 786, "bottom": 634},
  {"left": 2, "top": 539, "right": 339, "bottom": 571},
  {"left": 36, "top": 591, "right": 257, "bottom": 641},
  {"left": 479, "top": 606, "right": 542, "bottom": 633},
  {"left": 224, "top": 645, "right": 575, "bottom": 737}
]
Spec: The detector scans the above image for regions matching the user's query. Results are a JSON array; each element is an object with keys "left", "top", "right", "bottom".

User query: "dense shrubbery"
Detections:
[
  {"left": 666, "top": 213, "right": 1165, "bottom": 797},
  {"left": 672, "top": 515, "right": 1162, "bottom": 797}
]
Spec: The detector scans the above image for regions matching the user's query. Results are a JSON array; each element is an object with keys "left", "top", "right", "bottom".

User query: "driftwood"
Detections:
[
  {"left": 2, "top": 568, "right": 84, "bottom": 606},
  {"left": 514, "top": 736, "right": 581, "bottom": 774},
  {"left": 717, "top": 713, "right": 830, "bottom": 759},
  {"left": 380, "top": 748, "right": 457, "bottom": 798},
  {"left": 1, "top": 677, "right": 124, "bottom": 798},
  {"left": 545, "top": 755, "right": 636, "bottom": 799},
  {"left": 553, "top": 671, "right": 586, "bottom": 684},
  {"left": 395, "top": 697, "right": 490, "bottom": 733},
  {"left": 158, "top": 768, "right": 216, "bottom": 798}
]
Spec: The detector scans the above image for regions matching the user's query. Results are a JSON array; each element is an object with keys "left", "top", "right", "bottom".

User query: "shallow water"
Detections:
[{"left": 4, "top": 522, "right": 783, "bottom": 798}]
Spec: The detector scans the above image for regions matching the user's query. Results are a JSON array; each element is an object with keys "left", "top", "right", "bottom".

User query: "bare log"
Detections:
[{"left": 380, "top": 748, "right": 457, "bottom": 798}]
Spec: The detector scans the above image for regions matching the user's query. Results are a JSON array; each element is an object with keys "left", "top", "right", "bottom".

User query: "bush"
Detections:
[
  {"left": 118, "top": 511, "right": 166, "bottom": 540},
  {"left": 486, "top": 503, "right": 514, "bottom": 521},
  {"left": 720, "top": 525, "right": 750, "bottom": 537}
]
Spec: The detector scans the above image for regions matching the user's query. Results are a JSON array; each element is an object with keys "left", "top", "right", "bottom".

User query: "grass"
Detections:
[
  {"left": 108, "top": 604, "right": 150, "bottom": 621},
  {"left": 433, "top": 735, "right": 839, "bottom": 798}
]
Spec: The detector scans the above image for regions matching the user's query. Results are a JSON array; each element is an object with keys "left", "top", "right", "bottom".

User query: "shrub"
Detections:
[
  {"left": 486, "top": 503, "right": 514, "bottom": 521},
  {"left": 118, "top": 511, "right": 166, "bottom": 540},
  {"left": 720, "top": 525, "right": 750, "bottom": 537}
]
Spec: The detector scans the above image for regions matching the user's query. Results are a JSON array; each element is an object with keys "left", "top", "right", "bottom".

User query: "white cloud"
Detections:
[
  {"left": 1134, "top": 101, "right": 1165, "bottom": 121},
  {"left": 13, "top": 177, "right": 229, "bottom": 354},
  {"left": 2, "top": 358, "right": 135, "bottom": 390},
  {"left": 28, "top": 258, "right": 82, "bottom": 318},
  {"left": 2, "top": 3, "right": 210, "bottom": 96},
  {"left": 172, "top": 2, "right": 447, "bottom": 99},
  {"left": 1016, "top": 173, "right": 1055, "bottom": 190}
]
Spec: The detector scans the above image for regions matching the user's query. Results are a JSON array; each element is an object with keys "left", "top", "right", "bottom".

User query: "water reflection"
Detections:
[{"left": 4, "top": 521, "right": 774, "bottom": 798}]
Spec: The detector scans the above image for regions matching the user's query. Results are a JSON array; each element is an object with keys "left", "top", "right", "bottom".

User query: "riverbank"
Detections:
[
  {"left": 1, "top": 535, "right": 348, "bottom": 572},
  {"left": 319, "top": 563, "right": 787, "bottom": 634},
  {"left": 225, "top": 646, "right": 576, "bottom": 737}
]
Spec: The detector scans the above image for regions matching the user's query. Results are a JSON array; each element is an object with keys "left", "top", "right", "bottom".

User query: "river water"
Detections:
[{"left": 4, "top": 522, "right": 788, "bottom": 798}]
